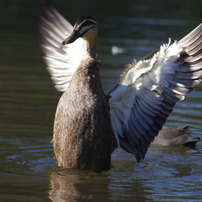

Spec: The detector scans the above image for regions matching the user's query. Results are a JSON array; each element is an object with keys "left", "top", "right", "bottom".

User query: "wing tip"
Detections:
[{"left": 179, "top": 22, "right": 202, "bottom": 46}]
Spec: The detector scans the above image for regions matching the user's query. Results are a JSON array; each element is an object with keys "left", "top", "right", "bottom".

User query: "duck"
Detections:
[
  {"left": 39, "top": 5, "right": 202, "bottom": 171},
  {"left": 152, "top": 126, "right": 200, "bottom": 147}
]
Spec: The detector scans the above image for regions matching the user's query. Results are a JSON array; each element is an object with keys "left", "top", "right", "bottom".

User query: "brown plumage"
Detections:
[{"left": 53, "top": 59, "right": 117, "bottom": 171}]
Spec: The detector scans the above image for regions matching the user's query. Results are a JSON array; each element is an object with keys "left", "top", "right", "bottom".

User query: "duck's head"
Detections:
[{"left": 62, "top": 16, "right": 97, "bottom": 45}]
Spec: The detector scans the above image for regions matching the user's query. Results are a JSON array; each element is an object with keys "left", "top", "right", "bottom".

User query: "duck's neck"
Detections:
[{"left": 82, "top": 29, "right": 97, "bottom": 60}]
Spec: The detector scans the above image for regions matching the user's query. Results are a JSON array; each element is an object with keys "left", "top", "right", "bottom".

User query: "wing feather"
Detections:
[
  {"left": 109, "top": 23, "right": 202, "bottom": 162},
  {"left": 39, "top": 5, "right": 83, "bottom": 92}
]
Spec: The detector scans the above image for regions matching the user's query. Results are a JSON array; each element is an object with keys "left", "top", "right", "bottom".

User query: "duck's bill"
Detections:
[{"left": 62, "top": 30, "right": 80, "bottom": 45}]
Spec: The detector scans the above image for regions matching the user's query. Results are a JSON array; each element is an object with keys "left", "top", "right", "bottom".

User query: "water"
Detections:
[{"left": 0, "top": 0, "right": 202, "bottom": 201}]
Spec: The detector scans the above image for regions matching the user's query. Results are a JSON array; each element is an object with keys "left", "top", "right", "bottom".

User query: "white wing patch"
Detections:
[
  {"left": 39, "top": 5, "right": 84, "bottom": 92},
  {"left": 110, "top": 40, "right": 183, "bottom": 141}
]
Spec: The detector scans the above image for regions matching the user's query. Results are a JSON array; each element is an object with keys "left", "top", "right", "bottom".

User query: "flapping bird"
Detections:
[{"left": 39, "top": 5, "right": 202, "bottom": 171}]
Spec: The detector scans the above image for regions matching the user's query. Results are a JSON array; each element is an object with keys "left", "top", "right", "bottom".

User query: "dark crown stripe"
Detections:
[
  {"left": 75, "top": 16, "right": 97, "bottom": 29},
  {"left": 78, "top": 19, "right": 97, "bottom": 29}
]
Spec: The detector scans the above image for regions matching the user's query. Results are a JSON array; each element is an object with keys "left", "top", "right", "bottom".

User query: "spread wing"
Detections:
[
  {"left": 109, "top": 23, "right": 202, "bottom": 162},
  {"left": 38, "top": 5, "right": 84, "bottom": 92}
]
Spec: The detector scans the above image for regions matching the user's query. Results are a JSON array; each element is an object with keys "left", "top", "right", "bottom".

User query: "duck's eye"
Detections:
[{"left": 85, "top": 21, "right": 92, "bottom": 26}]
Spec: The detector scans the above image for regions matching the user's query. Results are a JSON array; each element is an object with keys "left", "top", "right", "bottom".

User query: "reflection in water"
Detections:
[
  {"left": 49, "top": 171, "right": 81, "bottom": 201},
  {"left": 48, "top": 166, "right": 150, "bottom": 201},
  {"left": 48, "top": 170, "right": 112, "bottom": 201}
]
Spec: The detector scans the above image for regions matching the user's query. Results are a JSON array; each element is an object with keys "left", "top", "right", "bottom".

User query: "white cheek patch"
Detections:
[{"left": 79, "top": 25, "right": 94, "bottom": 35}]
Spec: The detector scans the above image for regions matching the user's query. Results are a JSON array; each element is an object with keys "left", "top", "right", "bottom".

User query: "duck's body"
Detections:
[
  {"left": 39, "top": 5, "right": 202, "bottom": 171},
  {"left": 53, "top": 58, "right": 117, "bottom": 171},
  {"left": 153, "top": 126, "right": 200, "bottom": 147}
]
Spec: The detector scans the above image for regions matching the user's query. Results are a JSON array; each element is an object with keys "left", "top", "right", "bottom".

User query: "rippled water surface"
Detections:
[{"left": 0, "top": 0, "right": 201, "bottom": 201}]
